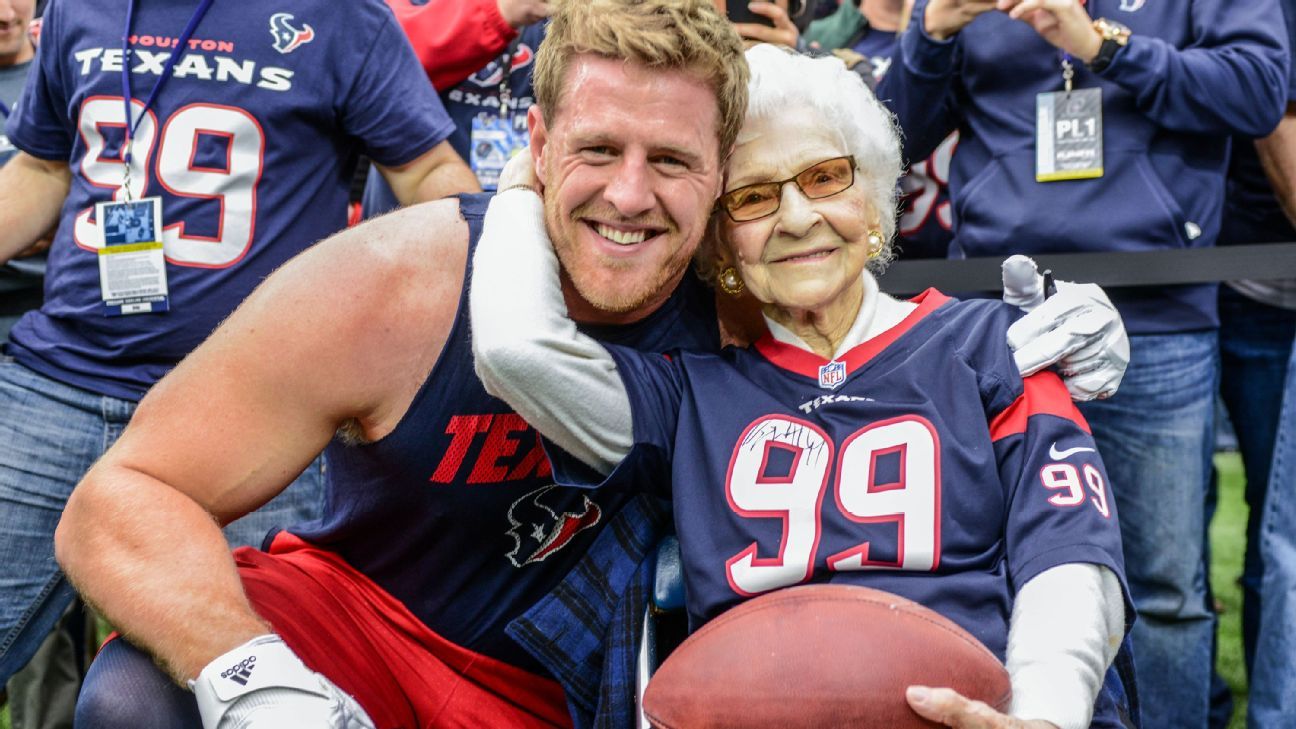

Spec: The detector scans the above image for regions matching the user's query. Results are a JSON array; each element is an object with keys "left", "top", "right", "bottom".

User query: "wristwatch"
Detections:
[{"left": 1089, "top": 18, "right": 1132, "bottom": 73}]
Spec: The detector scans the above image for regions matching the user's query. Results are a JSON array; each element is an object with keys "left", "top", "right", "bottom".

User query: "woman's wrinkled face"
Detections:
[{"left": 720, "top": 109, "right": 875, "bottom": 313}]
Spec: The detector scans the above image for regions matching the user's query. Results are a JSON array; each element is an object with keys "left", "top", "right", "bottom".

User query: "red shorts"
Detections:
[{"left": 233, "top": 532, "right": 571, "bottom": 729}]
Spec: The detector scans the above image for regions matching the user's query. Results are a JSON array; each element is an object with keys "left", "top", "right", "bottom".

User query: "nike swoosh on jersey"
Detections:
[{"left": 1049, "top": 443, "right": 1097, "bottom": 460}]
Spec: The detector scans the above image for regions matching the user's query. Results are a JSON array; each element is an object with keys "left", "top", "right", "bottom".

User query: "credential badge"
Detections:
[{"left": 818, "top": 360, "right": 847, "bottom": 390}]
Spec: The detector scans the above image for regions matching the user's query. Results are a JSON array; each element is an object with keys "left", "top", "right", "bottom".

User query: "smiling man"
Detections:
[
  {"left": 533, "top": 55, "right": 725, "bottom": 319},
  {"left": 57, "top": 3, "right": 746, "bottom": 727}
]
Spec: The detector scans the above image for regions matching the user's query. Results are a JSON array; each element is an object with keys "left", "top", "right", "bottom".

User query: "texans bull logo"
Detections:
[
  {"left": 468, "top": 43, "right": 535, "bottom": 88},
  {"left": 505, "top": 485, "right": 602, "bottom": 567},
  {"left": 269, "top": 12, "right": 315, "bottom": 55}
]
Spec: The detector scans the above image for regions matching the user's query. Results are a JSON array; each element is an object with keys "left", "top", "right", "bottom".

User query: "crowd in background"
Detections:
[{"left": 0, "top": 0, "right": 1294, "bottom": 727}]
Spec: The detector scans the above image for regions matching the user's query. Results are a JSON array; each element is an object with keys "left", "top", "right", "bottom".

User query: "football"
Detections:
[{"left": 641, "top": 584, "right": 1011, "bottom": 729}]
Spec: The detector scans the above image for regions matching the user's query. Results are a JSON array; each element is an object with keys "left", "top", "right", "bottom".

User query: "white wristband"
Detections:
[{"left": 191, "top": 634, "right": 373, "bottom": 729}]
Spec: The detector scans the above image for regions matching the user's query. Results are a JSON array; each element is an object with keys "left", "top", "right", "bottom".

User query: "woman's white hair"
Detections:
[{"left": 741, "top": 43, "right": 904, "bottom": 267}]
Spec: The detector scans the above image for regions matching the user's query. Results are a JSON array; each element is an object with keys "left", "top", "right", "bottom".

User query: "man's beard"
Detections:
[{"left": 543, "top": 195, "right": 696, "bottom": 315}]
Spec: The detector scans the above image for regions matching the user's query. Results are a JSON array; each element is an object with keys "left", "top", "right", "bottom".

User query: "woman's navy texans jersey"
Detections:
[{"left": 552, "top": 290, "right": 1129, "bottom": 662}]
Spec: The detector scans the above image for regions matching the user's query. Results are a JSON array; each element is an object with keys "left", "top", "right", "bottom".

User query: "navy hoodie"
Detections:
[{"left": 880, "top": 0, "right": 1289, "bottom": 333}]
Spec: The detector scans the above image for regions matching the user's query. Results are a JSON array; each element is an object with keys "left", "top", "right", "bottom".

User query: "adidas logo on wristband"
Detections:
[{"left": 220, "top": 655, "right": 257, "bottom": 685}]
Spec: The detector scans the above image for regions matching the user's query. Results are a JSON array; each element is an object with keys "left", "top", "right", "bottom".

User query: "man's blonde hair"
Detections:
[{"left": 533, "top": 0, "right": 749, "bottom": 153}]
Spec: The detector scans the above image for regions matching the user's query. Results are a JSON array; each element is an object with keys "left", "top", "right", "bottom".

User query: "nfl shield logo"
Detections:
[{"left": 818, "top": 361, "right": 847, "bottom": 390}]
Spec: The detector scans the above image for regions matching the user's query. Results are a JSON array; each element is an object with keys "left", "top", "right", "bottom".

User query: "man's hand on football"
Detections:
[
  {"left": 497, "top": 0, "right": 551, "bottom": 29},
  {"left": 732, "top": 2, "right": 800, "bottom": 48},
  {"left": 907, "top": 686, "right": 1059, "bottom": 728}
]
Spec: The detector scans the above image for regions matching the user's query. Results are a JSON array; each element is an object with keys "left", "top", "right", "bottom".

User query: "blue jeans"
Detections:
[
  {"left": 1250, "top": 338, "right": 1296, "bottom": 728},
  {"left": 1080, "top": 331, "right": 1218, "bottom": 729},
  {"left": 0, "top": 359, "right": 325, "bottom": 684},
  {"left": 1217, "top": 287, "right": 1296, "bottom": 673}
]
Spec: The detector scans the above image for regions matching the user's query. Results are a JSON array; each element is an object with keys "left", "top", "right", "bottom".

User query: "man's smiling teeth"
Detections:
[{"left": 594, "top": 223, "right": 649, "bottom": 245}]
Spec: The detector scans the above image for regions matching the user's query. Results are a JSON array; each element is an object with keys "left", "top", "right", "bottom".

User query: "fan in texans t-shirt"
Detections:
[{"left": 4, "top": 0, "right": 455, "bottom": 399}]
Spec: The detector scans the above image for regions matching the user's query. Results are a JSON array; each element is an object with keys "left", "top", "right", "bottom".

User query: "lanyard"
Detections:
[
  {"left": 498, "top": 40, "right": 520, "bottom": 117},
  {"left": 0, "top": 100, "right": 9, "bottom": 119},
  {"left": 120, "top": 0, "right": 214, "bottom": 188},
  {"left": 1059, "top": 0, "right": 1095, "bottom": 94}
]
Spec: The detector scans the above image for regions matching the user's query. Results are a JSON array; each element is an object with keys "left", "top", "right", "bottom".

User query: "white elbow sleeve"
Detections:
[
  {"left": 468, "top": 189, "right": 634, "bottom": 474},
  {"left": 1006, "top": 563, "right": 1125, "bottom": 729}
]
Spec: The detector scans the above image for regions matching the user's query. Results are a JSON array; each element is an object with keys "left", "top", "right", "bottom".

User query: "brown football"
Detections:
[{"left": 642, "top": 584, "right": 1011, "bottom": 729}]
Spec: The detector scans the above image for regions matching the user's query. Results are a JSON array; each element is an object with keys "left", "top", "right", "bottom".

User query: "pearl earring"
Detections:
[
  {"left": 718, "top": 266, "right": 745, "bottom": 296},
  {"left": 867, "top": 230, "right": 885, "bottom": 257}
]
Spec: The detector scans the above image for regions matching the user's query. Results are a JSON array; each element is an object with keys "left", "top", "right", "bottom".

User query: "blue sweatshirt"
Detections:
[{"left": 881, "top": 0, "right": 1289, "bottom": 333}]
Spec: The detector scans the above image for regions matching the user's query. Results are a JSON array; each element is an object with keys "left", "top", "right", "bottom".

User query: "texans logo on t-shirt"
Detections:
[
  {"left": 269, "top": 12, "right": 314, "bottom": 54},
  {"left": 505, "top": 485, "right": 602, "bottom": 567},
  {"left": 467, "top": 44, "right": 535, "bottom": 88}
]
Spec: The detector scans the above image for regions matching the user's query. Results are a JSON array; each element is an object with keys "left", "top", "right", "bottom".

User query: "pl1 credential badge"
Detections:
[
  {"left": 96, "top": 197, "right": 170, "bottom": 316},
  {"left": 1036, "top": 87, "right": 1103, "bottom": 182}
]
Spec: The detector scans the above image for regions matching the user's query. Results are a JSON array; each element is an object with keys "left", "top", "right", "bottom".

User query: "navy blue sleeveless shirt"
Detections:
[{"left": 290, "top": 193, "right": 719, "bottom": 674}]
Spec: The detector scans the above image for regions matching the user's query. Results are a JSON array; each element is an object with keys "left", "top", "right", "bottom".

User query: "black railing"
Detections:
[{"left": 876, "top": 243, "right": 1296, "bottom": 294}]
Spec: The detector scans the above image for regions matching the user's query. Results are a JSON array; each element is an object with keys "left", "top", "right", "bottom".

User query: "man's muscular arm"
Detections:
[
  {"left": 0, "top": 152, "right": 69, "bottom": 264},
  {"left": 54, "top": 200, "right": 468, "bottom": 683}
]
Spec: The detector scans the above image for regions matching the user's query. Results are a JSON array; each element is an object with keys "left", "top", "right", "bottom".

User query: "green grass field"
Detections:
[
  {"left": 1211, "top": 451, "right": 1250, "bottom": 729},
  {"left": 0, "top": 452, "right": 1255, "bottom": 729}
]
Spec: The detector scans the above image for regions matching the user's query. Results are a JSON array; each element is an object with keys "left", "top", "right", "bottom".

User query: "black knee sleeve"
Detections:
[{"left": 75, "top": 638, "right": 201, "bottom": 729}]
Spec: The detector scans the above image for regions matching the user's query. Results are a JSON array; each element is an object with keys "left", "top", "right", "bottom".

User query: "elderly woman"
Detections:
[{"left": 472, "top": 44, "right": 1129, "bottom": 729}]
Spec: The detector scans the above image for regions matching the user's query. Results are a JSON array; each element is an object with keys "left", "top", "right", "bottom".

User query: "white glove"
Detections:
[
  {"left": 1001, "top": 254, "right": 1047, "bottom": 310},
  {"left": 191, "top": 635, "right": 375, "bottom": 729},
  {"left": 1001, "top": 255, "right": 1130, "bottom": 402}
]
